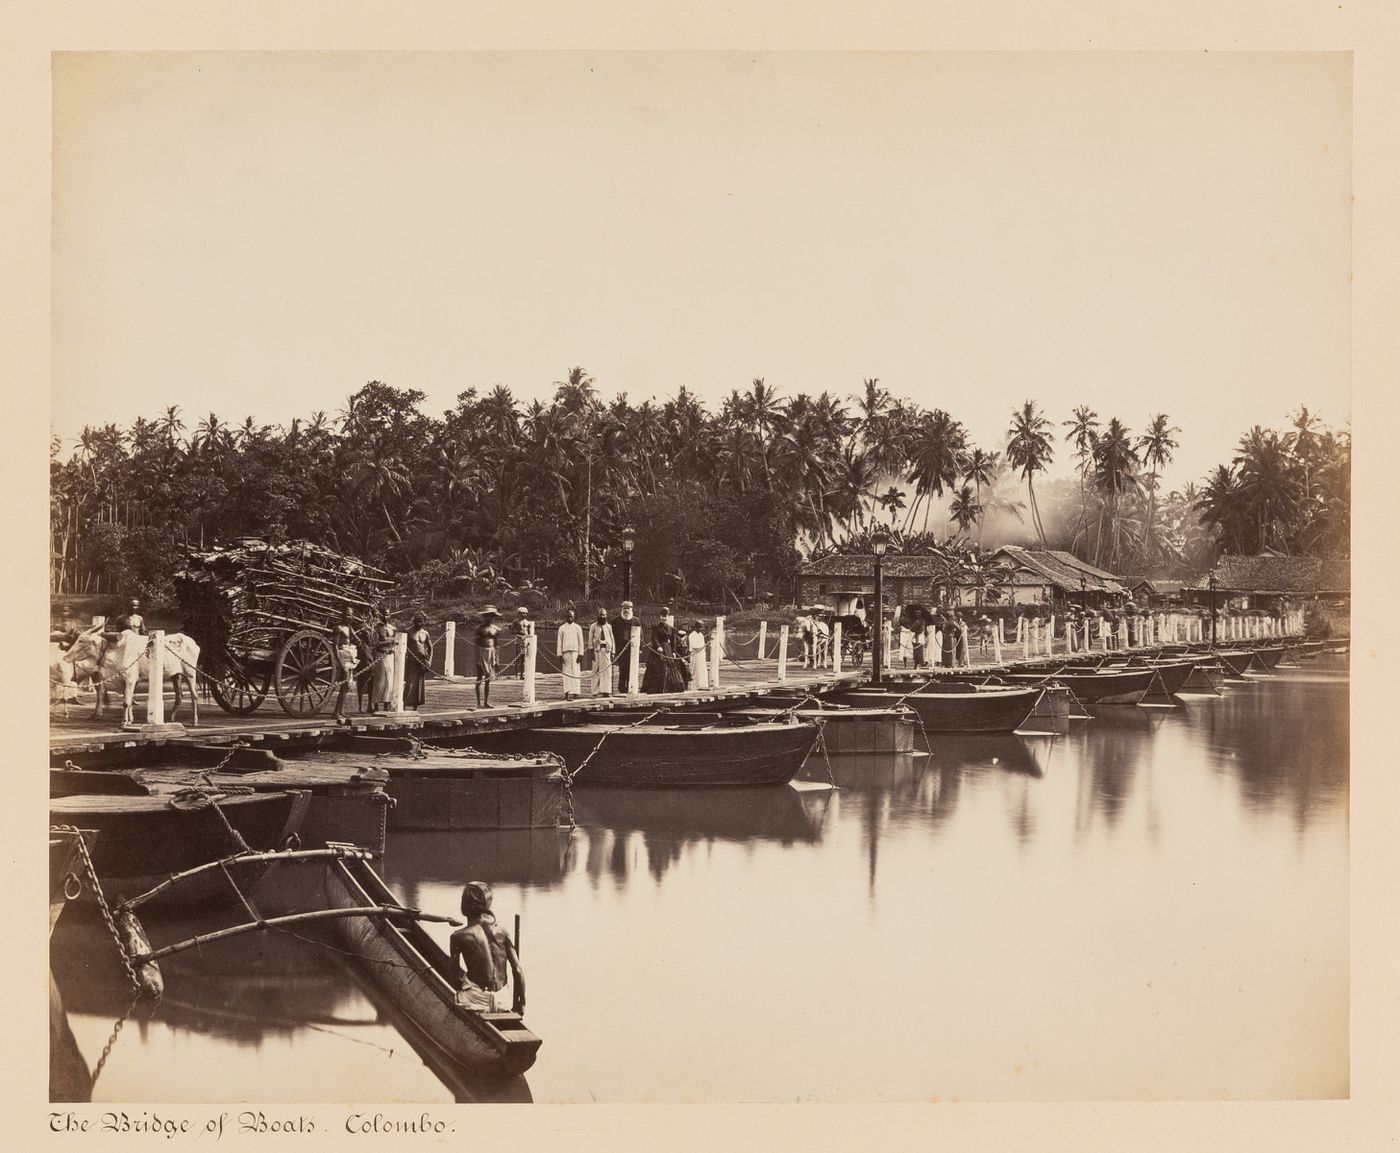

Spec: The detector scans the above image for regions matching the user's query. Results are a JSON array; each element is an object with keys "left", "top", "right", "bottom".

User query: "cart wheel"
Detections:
[
  {"left": 274, "top": 630, "right": 337, "bottom": 717},
  {"left": 209, "top": 659, "right": 271, "bottom": 715}
]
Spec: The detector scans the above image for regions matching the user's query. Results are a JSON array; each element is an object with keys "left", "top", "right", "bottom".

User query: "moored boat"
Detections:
[
  {"left": 831, "top": 684, "right": 1043, "bottom": 732},
  {"left": 287, "top": 735, "right": 565, "bottom": 829},
  {"left": 322, "top": 853, "right": 541, "bottom": 1080},
  {"left": 996, "top": 665, "right": 1158, "bottom": 705},
  {"left": 52, "top": 748, "right": 393, "bottom": 856},
  {"left": 48, "top": 789, "right": 310, "bottom": 904},
  {"left": 1249, "top": 645, "right": 1285, "bottom": 669},
  {"left": 730, "top": 704, "right": 917, "bottom": 753},
  {"left": 461, "top": 716, "right": 820, "bottom": 787},
  {"left": 1213, "top": 650, "right": 1255, "bottom": 677}
]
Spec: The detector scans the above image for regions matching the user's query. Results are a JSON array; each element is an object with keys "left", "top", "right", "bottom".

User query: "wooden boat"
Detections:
[
  {"left": 287, "top": 735, "right": 565, "bottom": 829},
  {"left": 832, "top": 684, "right": 1043, "bottom": 732},
  {"left": 1213, "top": 650, "right": 1255, "bottom": 677},
  {"left": 1249, "top": 645, "right": 1285, "bottom": 669},
  {"left": 1112, "top": 658, "right": 1197, "bottom": 697},
  {"left": 49, "top": 827, "right": 95, "bottom": 935},
  {"left": 48, "top": 789, "right": 310, "bottom": 904},
  {"left": 730, "top": 703, "right": 917, "bottom": 753},
  {"left": 996, "top": 665, "right": 1158, "bottom": 704},
  {"left": 322, "top": 853, "right": 540, "bottom": 1080},
  {"left": 51, "top": 745, "right": 392, "bottom": 856},
  {"left": 463, "top": 716, "right": 820, "bottom": 787}
]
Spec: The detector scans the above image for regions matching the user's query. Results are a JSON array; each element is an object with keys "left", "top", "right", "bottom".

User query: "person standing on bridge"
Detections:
[
  {"left": 474, "top": 606, "right": 501, "bottom": 708},
  {"left": 404, "top": 611, "right": 434, "bottom": 711},
  {"left": 612, "top": 601, "right": 636, "bottom": 693},
  {"left": 556, "top": 608, "right": 584, "bottom": 700},
  {"left": 588, "top": 608, "right": 615, "bottom": 697},
  {"left": 332, "top": 606, "right": 359, "bottom": 723}
]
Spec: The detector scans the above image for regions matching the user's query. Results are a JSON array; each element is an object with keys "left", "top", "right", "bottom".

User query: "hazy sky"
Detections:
[{"left": 51, "top": 51, "right": 1351, "bottom": 488}]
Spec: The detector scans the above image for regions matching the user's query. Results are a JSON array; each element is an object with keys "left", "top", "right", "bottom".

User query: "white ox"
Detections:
[{"left": 61, "top": 627, "right": 201, "bottom": 726}]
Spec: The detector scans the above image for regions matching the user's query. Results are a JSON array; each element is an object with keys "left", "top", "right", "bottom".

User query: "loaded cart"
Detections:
[{"left": 175, "top": 538, "right": 396, "bottom": 717}]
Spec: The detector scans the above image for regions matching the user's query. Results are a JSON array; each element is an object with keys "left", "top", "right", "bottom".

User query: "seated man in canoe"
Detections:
[{"left": 450, "top": 882, "right": 525, "bottom": 1015}]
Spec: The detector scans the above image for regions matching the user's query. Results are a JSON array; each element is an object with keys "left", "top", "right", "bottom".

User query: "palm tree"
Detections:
[
  {"left": 948, "top": 485, "right": 980, "bottom": 538},
  {"left": 1005, "top": 401, "right": 1055, "bottom": 546},
  {"left": 1196, "top": 464, "right": 1245, "bottom": 554},
  {"left": 1233, "top": 425, "right": 1302, "bottom": 553},
  {"left": 961, "top": 447, "right": 1000, "bottom": 545},
  {"left": 905, "top": 409, "right": 966, "bottom": 535},
  {"left": 877, "top": 485, "right": 907, "bottom": 525},
  {"left": 1135, "top": 413, "right": 1181, "bottom": 567},
  {"left": 1092, "top": 418, "right": 1139, "bottom": 567},
  {"left": 1062, "top": 405, "right": 1099, "bottom": 549}
]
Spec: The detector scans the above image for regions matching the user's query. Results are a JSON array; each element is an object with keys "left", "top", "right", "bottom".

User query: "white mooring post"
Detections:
[
  {"left": 443, "top": 620, "right": 456, "bottom": 678},
  {"left": 1048, "top": 615, "right": 1056, "bottom": 655},
  {"left": 832, "top": 621, "right": 843, "bottom": 675},
  {"left": 883, "top": 619, "right": 893, "bottom": 668},
  {"left": 145, "top": 629, "right": 165, "bottom": 725},
  {"left": 522, "top": 633, "right": 537, "bottom": 704},
  {"left": 1119, "top": 620, "right": 1128, "bottom": 649},
  {"left": 710, "top": 617, "right": 723, "bottom": 688},
  {"left": 1030, "top": 618, "right": 1040, "bottom": 656},
  {"left": 992, "top": 622, "right": 1002, "bottom": 664},
  {"left": 998, "top": 617, "right": 1006, "bottom": 645},
  {"left": 390, "top": 632, "right": 408, "bottom": 713},
  {"left": 758, "top": 620, "right": 768, "bottom": 661},
  {"left": 1083, "top": 619, "right": 1091, "bottom": 650},
  {"left": 777, "top": 625, "right": 789, "bottom": 683},
  {"left": 1022, "top": 621, "right": 1029, "bottom": 660},
  {"left": 628, "top": 624, "right": 642, "bottom": 698}
]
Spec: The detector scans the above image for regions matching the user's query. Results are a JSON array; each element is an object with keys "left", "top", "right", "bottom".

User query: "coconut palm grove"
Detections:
[{"left": 50, "top": 373, "right": 1350, "bottom": 609}]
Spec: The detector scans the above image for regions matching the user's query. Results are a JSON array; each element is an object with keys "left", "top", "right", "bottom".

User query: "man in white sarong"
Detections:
[
  {"left": 556, "top": 608, "right": 584, "bottom": 700},
  {"left": 687, "top": 621, "right": 710, "bottom": 689},
  {"left": 588, "top": 608, "right": 615, "bottom": 697}
]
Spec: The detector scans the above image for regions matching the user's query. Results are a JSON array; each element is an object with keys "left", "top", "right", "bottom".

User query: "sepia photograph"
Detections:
[{"left": 41, "top": 46, "right": 1357, "bottom": 1114}]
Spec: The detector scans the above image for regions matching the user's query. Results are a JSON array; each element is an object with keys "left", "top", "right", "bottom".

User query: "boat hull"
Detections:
[
  {"left": 999, "top": 667, "right": 1157, "bottom": 704},
  {"left": 48, "top": 791, "right": 310, "bottom": 904},
  {"left": 1214, "top": 650, "right": 1255, "bottom": 677},
  {"left": 322, "top": 856, "right": 540, "bottom": 1080},
  {"left": 466, "top": 721, "right": 819, "bottom": 787},
  {"left": 833, "top": 686, "right": 1042, "bottom": 732}
]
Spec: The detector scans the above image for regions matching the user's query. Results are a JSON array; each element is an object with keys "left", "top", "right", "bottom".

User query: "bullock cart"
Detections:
[{"left": 175, "top": 538, "right": 395, "bottom": 717}]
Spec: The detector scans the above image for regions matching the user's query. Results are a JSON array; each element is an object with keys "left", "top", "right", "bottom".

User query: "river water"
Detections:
[{"left": 51, "top": 661, "right": 1348, "bottom": 1102}]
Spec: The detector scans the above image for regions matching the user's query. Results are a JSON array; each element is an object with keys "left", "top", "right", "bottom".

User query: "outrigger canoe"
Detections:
[
  {"left": 464, "top": 716, "right": 820, "bottom": 787},
  {"left": 322, "top": 853, "right": 541, "bottom": 1079}
]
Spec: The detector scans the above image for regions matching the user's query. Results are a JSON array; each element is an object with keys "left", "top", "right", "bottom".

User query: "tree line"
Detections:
[{"left": 50, "top": 374, "right": 1349, "bottom": 607}]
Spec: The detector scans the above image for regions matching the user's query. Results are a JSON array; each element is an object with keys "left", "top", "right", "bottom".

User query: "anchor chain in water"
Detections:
[
  {"left": 556, "top": 708, "right": 669, "bottom": 829},
  {"left": 89, "top": 990, "right": 142, "bottom": 1091}
]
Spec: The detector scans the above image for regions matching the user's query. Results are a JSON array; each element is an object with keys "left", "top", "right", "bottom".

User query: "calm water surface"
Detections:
[{"left": 52, "top": 662, "right": 1348, "bottom": 1102}]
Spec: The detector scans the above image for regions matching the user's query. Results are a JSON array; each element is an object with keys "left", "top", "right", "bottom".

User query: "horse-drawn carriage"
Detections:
[{"left": 175, "top": 539, "right": 394, "bottom": 717}]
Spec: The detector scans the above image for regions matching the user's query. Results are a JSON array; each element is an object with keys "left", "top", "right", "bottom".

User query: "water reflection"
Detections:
[
  {"left": 50, "top": 666, "right": 1348, "bottom": 1102},
  {"left": 49, "top": 906, "right": 530, "bottom": 1103}
]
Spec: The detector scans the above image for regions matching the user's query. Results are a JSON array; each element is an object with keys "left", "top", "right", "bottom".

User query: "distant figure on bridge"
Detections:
[
  {"left": 612, "top": 601, "right": 637, "bottom": 692},
  {"left": 475, "top": 606, "right": 501, "bottom": 708},
  {"left": 556, "top": 608, "right": 584, "bottom": 700},
  {"left": 332, "top": 607, "right": 359, "bottom": 723},
  {"left": 588, "top": 608, "right": 615, "bottom": 697},
  {"left": 99, "top": 596, "right": 147, "bottom": 664},
  {"left": 687, "top": 621, "right": 709, "bottom": 690},
  {"left": 370, "top": 610, "right": 396, "bottom": 712},
  {"left": 450, "top": 882, "right": 525, "bottom": 1015},
  {"left": 642, "top": 607, "right": 686, "bottom": 694},
  {"left": 509, "top": 606, "right": 533, "bottom": 679},
  {"left": 404, "top": 611, "right": 434, "bottom": 711}
]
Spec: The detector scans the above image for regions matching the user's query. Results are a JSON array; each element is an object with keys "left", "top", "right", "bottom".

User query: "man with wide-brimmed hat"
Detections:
[{"left": 474, "top": 605, "right": 501, "bottom": 708}]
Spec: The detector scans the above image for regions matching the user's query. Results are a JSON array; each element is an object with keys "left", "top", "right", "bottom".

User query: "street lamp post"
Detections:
[
  {"left": 871, "top": 528, "right": 889, "bottom": 687},
  {"left": 1209, "top": 572, "right": 1217, "bottom": 647},
  {"left": 621, "top": 524, "right": 636, "bottom": 603}
]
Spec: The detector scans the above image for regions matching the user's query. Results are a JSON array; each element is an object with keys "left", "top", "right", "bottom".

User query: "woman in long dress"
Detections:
[
  {"left": 556, "top": 608, "right": 584, "bottom": 700},
  {"left": 642, "top": 608, "right": 686, "bottom": 694}
]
